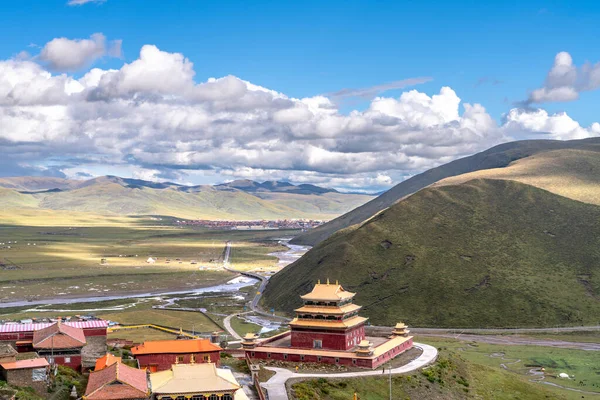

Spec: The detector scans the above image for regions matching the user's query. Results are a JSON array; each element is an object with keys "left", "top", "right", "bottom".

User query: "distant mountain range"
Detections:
[
  {"left": 264, "top": 137, "right": 600, "bottom": 328},
  {"left": 0, "top": 176, "right": 374, "bottom": 221}
]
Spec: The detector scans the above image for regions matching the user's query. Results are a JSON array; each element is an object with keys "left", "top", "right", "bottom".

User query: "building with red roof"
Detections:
[
  {"left": 94, "top": 353, "right": 121, "bottom": 371},
  {"left": 0, "top": 319, "right": 108, "bottom": 370},
  {"left": 32, "top": 322, "right": 86, "bottom": 370},
  {"left": 83, "top": 361, "right": 149, "bottom": 400},
  {"left": 131, "top": 339, "right": 222, "bottom": 372}
]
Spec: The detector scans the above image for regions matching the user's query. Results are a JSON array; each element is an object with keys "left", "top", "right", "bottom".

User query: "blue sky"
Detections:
[{"left": 0, "top": 0, "right": 599, "bottom": 190}]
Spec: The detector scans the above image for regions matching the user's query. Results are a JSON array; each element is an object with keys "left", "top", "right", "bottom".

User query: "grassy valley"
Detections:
[{"left": 264, "top": 179, "right": 600, "bottom": 328}]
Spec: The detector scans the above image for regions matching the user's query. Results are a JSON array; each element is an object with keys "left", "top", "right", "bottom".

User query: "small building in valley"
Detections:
[
  {"left": 150, "top": 363, "right": 248, "bottom": 400},
  {"left": 83, "top": 361, "right": 150, "bottom": 400},
  {"left": 33, "top": 322, "right": 86, "bottom": 370},
  {"left": 0, "top": 357, "right": 49, "bottom": 396},
  {"left": 131, "top": 339, "right": 222, "bottom": 372},
  {"left": 245, "top": 280, "right": 414, "bottom": 369}
]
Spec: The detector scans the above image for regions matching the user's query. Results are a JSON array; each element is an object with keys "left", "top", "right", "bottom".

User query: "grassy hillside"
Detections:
[
  {"left": 0, "top": 178, "right": 373, "bottom": 221},
  {"left": 291, "top": 137, "right": 600, "bottom": 246},
  {"left": 435, "top": 149, "right": 600, "bottom": 205},
  {"left": 292, "top": 351, "right": 569, "bottom": 400},
  {"left": 264, "top": 179, "right": 600, "bottom": 328}
]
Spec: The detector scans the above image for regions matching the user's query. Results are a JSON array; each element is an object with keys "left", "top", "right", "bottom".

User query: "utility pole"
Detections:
[{"left": 388, "top": 360, "right": 392, "bottom": 400}]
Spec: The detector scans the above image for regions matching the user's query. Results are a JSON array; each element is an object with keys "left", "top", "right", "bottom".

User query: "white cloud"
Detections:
[
  {"left": 503, "top": 108, "right": 598, "bottom": 140},
  {"left": 1, "top": 40, "right": 598, "bottom": 191},
  {"left": 67, "top": 0, "right": 106, "bottom": 5},
  {"left": 528, "top": 51, "right": 600, "bottom": 103},
  {"left": 39, "top": 33, "right": 121, "bottom": 71}
]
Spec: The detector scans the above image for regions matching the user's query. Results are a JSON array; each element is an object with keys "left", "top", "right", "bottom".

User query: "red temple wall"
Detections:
[
  {"left": 248, "top": 337, "right": 413, "bottom": 370},
  {"left": 291, "top": 325, "right": 365, "bottom": 350},
  {"left": 135, "top": 351, "right": 221, "bottom": 372}
]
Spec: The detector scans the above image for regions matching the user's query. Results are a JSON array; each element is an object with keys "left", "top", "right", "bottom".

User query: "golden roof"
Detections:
[
  {"left": 294, "top": 303, "right": 361, "bottom": 315},
  {"left": 394, "top": 322, "right": 407, "bottom": 329},
  {"left": 372, "top": 336, "right": 412, "bottom": 357},
  {"left": 251, "top": 335, "right": 411, "bottom": 360},
  {"left": 289, "top": 316, "right": 367, "bottom": 330},
  {"left": 300, "top": 283, "right": 355, "bottom": 302},
  {"left": 150, "top": 363, "right": 242, "bottom": 396}
]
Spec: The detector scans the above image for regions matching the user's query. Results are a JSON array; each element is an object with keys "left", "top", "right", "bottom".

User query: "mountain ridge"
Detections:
[{"left": 290, "top": 137, "right": 600, "bottom": 246}]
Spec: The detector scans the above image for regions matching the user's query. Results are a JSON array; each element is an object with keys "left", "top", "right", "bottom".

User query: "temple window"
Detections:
[
  {"left": 175, "top": 397, "right": 185, "bottom": 400},
  {"left": 176, "top": 356, "right": 184, "bottom": 363},
  {"left": 191, "top": 396, "right": 206, "bottom": 400},
  {"left": 222, "top": 395, "right": 233, "bottom": 400},
  {"left": 209, "top": 395, "right": 219, "bottom": 400},
  {"left": 313, "top": 340, "right": 322, "bottom": 349}
]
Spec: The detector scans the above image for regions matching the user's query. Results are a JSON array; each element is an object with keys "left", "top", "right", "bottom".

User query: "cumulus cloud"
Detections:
[
  {"left": 0, "top": 41, "right": 598, "bottom": 191},
  {"left": 39, "top": 33, "right": 122, "bottom": 71},
  {"left": 528, "top": 51, "right": 600, "bottom": 103}
]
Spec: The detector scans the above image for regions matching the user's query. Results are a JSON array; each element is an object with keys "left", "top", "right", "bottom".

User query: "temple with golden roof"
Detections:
[{"left": 245, "top": 280, "right": 414, "bottom": 369}]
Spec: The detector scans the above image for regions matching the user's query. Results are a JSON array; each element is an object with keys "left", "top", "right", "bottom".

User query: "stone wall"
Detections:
[{"left": 3, "top": 368, "right": 47, "bottom": 396}]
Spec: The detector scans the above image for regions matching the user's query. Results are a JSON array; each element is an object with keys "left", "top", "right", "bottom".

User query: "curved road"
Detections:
[{"left": 260, "top": 343, "right": 438, "bottom": 400}]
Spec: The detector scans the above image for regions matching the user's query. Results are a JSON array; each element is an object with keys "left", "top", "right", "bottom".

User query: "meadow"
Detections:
[
  {"left": 292, "top": 335, "right": 599, "bottom": 400},
  {"left": 0, "top": 214, "right": 298, "bottom": 303}
]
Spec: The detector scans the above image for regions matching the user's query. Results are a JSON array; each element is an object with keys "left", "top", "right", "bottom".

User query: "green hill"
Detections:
[
  {"left": 0, "top": 176, "right": 373, "bottom": 221},
  {"left": 291, "top": 138, "right": 600, "bottom": 246},
  {"left": 264, "top": 179, "right": 600, "bottom": 328}
]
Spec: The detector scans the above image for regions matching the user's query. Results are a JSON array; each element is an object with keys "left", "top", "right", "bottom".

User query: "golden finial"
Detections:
[
  {"left": 336, "top": 280, "right": 339, "bottom": 285},
  {"left": 190, "top": 354, "right": 196, "bottom": 364},
  {"left": 317, "top": 279, "right": 321, "bottom": 284},
  {"left": 326, "top": 278, "right": 330, "bottom": 285}
]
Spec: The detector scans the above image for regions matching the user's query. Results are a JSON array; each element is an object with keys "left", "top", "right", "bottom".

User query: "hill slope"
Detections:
[
  {"left": 291, "top": 137, "right": 600, "bottom": 246},
  {"left": 0, "top": 176, "right": 373, "bottom": 221},
  {"left": 264, "top": 179, "right": 600, "bottom": 328},
  {"left": 434, "top": 149, "right": 600, "bottom": 205}
]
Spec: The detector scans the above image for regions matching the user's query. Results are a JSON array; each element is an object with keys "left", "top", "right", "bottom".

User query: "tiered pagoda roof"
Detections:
[{"left": 290, "top": 281, "right": 368, "bottom": 331}]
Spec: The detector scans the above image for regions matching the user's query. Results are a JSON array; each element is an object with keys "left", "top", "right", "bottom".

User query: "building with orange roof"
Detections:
[
  {"left": 245, "top": 280, "right": 414, "bottom": 369},
  {"left": 131, "top": 339, "right": 222, "bottom": 372},
  {"left": 0, "top": 357, "right": 49, "bottom": 396},
  {"left": 84, "top": 361, "right": 149, "bottom": 400},
  {"left": 32, "top": 322, "right": 86, "bottom": 370},
  {"left": 94, "top": 353, "right": 121, "bottom": 371}
]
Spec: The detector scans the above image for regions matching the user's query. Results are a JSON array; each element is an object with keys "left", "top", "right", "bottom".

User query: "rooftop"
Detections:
[
  {"left": 94, "top": 353, "right": 121, "bottom": 371},
  {"left": 150, "top": 363, "right": 246, "bottom": 397},
  {"left": 252, "top": 335, "right": 411, "bottom": 360},
  {"left": 295, "top": 303, "right": 361, "bottom": 315},
  {"left": 32, "top": 322, "right": 86, "bottom": 350},
  {"left": 0, "top": 344, "right": 17, "bottom": 358},
  {"left": 84, "top": 361, "right": 148, "bottom": 400},
  {"left": 0, "top": 358, "right": 49, "bottom": 370},
  {"left": 289, "top": 316, "right": 368, "bottom": 330},
  {"left": 300, "top": 282, "right": 355, "bottom": 302},
  {"left": 131, "top": 339, "right": 221, "bottom": 355}
]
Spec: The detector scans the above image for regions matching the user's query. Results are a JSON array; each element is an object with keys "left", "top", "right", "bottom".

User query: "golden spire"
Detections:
[
  {"left": 327, "top": 278, "right": 330, "bottom": 285},
  {"left": 317, "top": 279, "right": 321, "bottom": 284},
  {"left": 336, "top": 279, "right": 339, "bottom": 285},
  {"left": 190, "top": 354, "right": 196, "bottom": 364}
]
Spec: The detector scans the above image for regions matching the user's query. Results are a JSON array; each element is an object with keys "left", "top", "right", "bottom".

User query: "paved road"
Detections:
[
  {"left": 417, "top": 333, "right": 600, "bottom": 351},
  {"left": 223, "top": 311, "right": 251, "bottom": 340},
  {"left": 260, "top": 343, "right": 438, "bottom": 400}
]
